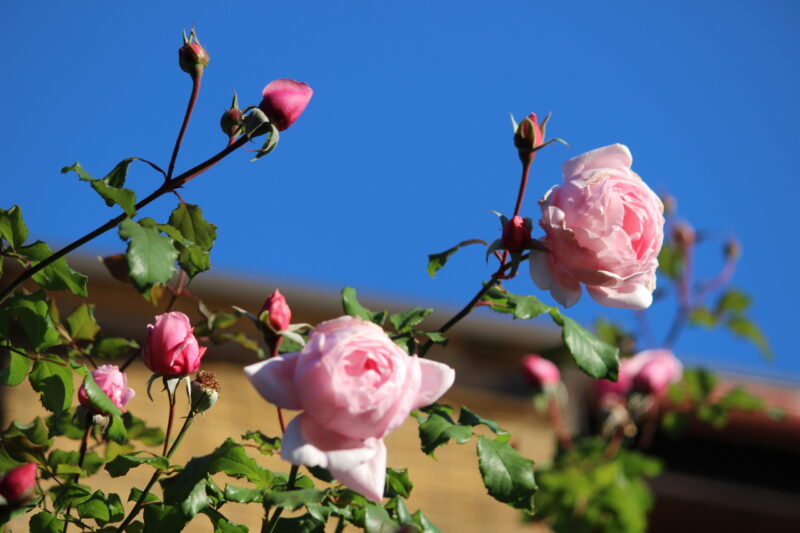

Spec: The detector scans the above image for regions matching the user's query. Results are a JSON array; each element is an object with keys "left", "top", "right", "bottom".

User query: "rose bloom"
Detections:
[
  {"left": 530, "top": 144, "right": 665, "bottom": 309},
  {"left": 245, "top": 316, "right": 455, "bottom": 501},
  {"left": 0, "top": 462, "right": 37, "bottom": 504},
  {"left": 595, "top": 349, "right": 683, "bottom": 402},
  {"left": 521, "top": 354, "right": 560, "bottom": 388},
  {"left": 78, "top": 365, "right": 135, "bottom": 413},
  {"left": 258, "top": 79, "right": 313, "bottom": 131},
  {"left": 142, "top": 312, "right": 207, "bottom": 376}
]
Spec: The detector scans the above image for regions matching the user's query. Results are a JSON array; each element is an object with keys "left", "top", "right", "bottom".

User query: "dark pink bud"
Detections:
[
  {"left": 0, "top": 463, "right": 37, "bottom": 503},
  {"left": 502, "top": 216, "right": 532, "bottom": 251},
  {"left": 258, "top": 79, "right": 313, "bottom": 131},
  {"left": 514, "top": 113, "right": 544, "bottom": 153},
  {"left": 522, "top": 354, "right": 560, "bottom": 387},
  {"left": 631, "top": 349, "right": 683, "bottom": 397},
  {"left": 78, "top": 365, "right": 135, "bottom": 414},
  {"left": 142, "top": 312, "right": 207, "bottom": 376},
  {"left": 260, "top": 289, "right": 292, "bottom": 332},
  {"left": 178, "top": 30, "right": 209, "bottom": 78}
]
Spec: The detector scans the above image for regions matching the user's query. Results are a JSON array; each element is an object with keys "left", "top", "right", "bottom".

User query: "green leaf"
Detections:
[
  {"left": 201, "top": 508, "right": 249, "bottom": 533},
  {"left": 657, "top": 242, "right": 683, "bottom": 280},
  {"left": 413, "top": 510, "right": 443, "bottom": 533},
  {"left": 688, "top": 306, "right": 717, "bottom": 328},
  {"left": 341, "top": 287, "right": 386, "bottom": 325},
  {"left": 16, "top": 241, "right": 88, "bottom": 297},
  {"left": 142, "top": 504, "right": 188, "bottom": 533},
  {"left": 123, "top": 413, "right": 165, "bottom": 446},
  {"left": 91, "top": 337, "right": 140, "bottom": 360},
  {"left": 727, "top": 317, "right": 772, "bottom": 359},
  {"left": 415, "top": 406, "right": 473, "bottom": 456},
  {"left": 270, "top": 514, "right": 324, "bottom": 533},
  {"left": 29, "top": 355, "right": 73, "bottom": 414},
  {"left": 476, "top": 436, "right": 536, "bottom": 512},
  {"left": 482, "top": 286, "right": 552, "bottom": 320},
  {"left": 102, "top": 158, "right": 136, "bottom": 188},
  {"left": 264, "top": 488, "right": 326, "bottom": 511},
  {"left": 0, "top": 349, "right": 30, "bottom": 386},
  {"left": 426, "top": 239, "right": 487, "bottom": 278},
  {"left": 549, "top": 309, "right": 619, "bottom": 380},
  {"left": 29, "top": 511, "right": 65, "bottom": 533},
  {"left": 105, "top": 453, "right": 169, "bottom": 477},
  {"left": 119, "top": 218, "right": 178, "bottom": 292},
  {"left": 241, "top": 430, "right": 281, "bottom": 455},
  {"left": 66, "top": 304, "right": 101, "bottom": 341},
  {"left": 365, "top": 504, "right": 399, "bottom": 533},
  {"left": 384, "top": 468, "right": 413, "bottom": 498},
  {"left": 0, "top": 205, "right": 28, "bottom": 249},
  {"left": 389, "top": 307, "right": 433, "bottom": 332},
  {"left": 77, "top": 490, "right": 111, "bottom": 524},
  {"left": 457, "top": 406, "right": 507, "bottom": 435},
  {"left": 53, "top": 483, "right": 92, "bottom": 511},
  {"left": 49, "top": 449, "right": 104, "bottom": 476},
  {"left": 715, "top": 289, "right": 751, "bottom": 315},
  {"left": 223, "top": 484, "right": 265, "bottom": 503},
  {"left": 169, "top": 204, "right": 217, "bottom": 252},
  {"left": 62, "top": 160, "right": 137, "bottom": 215},
  {"left": 83, "top": 373, "right": 123, "bottom": 416},
  {"left": 106, "top": 415, "right": 127, "bottom": 444},
  {"left": 9, "top": 290, "right": 62, "bottom": 350},
  {"left": 177, "top": 245, "right": 211, "bottom": 279},
  {"left": 90, "top": 181, "right": 137, "bottom": 215},
  {"left": 209, "top": 439, "right": 271, "bottom": 486}
]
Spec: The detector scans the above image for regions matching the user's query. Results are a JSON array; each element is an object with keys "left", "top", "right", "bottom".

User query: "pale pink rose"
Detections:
[
  {"left": 521, "top": 354, "right": 560, "bottom": 387},
  {"left": 142, "top": 312, "right": 207, "bottom": 376},
  {"left": 245, "top": 316, "right": 455, "bottom": 501},
  {"left": 78, "top": 365, "right": 135, "bottom": 413},
  {"left": 259, "top": 79, "right": 313, "bottom": 131},
  {"left": 260, "top": 289, "right": 292, "bottom": 332},
  {"left": 594, "top": 349, "right": 682, "bottom": 402},
  {"left": 530, "top": 144, "right": 665, "bottom": 309},
  {"left": 632, "top": 349, "right": 683, "bottom": 396},
  {"left": 0, "top": 462, "right": 37, "bottom": 503}
]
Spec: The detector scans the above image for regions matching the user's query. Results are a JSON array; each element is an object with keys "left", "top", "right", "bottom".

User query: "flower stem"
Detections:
[
  {"left": 547, "top": 396, "right": 573, "bottom": 450},
  {"left": 163, "top": 271, "right": 187, "bottom": 313},
  {"left": 63, "top": 420, "right": 92, "bottom": 533},
  {"left": 0, "top": 136, "right": 249, "bottom": 307},
  {"left": 167, "top": 75, "right": 202, "bottom": 180},
  {"left": 263, "top": 464, "right": 299, "bottom": 533},
  {"left": 162, "top": 390, "right": 177, "bottom": 457},
  {"left": 512, "top": 152, "right": 536, "bottom": 219}
]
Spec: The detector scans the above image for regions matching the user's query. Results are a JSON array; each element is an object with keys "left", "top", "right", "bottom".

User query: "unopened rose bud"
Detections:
[
  {"left": 724, "top": 238, "right": 741, "bottom": 261},
  {"left": 0, "top": 463, "right": 37, "bottom": 504},
  {"left": 220, "top": 108, "right": 243, "bottom": 139},
  {"left": 522, "top": 354, "right": 560, "bottom": 389},
  {"left": 514, "top": 113, "right": 544, "bottom": 155},
  {"left": 191, "top": 370, "right": 220, "bottom": 413},
  {"left": 661, "top": 194, "right": 677, "bottom": 214},
  {"left": 178, "top": 30, "right": 209, "bottom": 78},
  {"left": 501, "top": 215, "right": 533, "bottom": 252},
  {"left": 632, "top": 349, "right": 683, "bottom": 397},
  {"left": 671, "top": 221, "right": 695, "bottom": 250},
  {"left": 143, "top": 312, "right": 207, "bottom": 376},
  {"left": 258, "top": 79, "right": 313, "bottom": 131},
  {"left": 260, "top": 289, "right": 292, "bottom": 332}
]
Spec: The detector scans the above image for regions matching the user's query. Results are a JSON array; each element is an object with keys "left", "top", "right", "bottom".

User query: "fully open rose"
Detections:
[
  {"left": 245, "top": 316, "right": 455, "bottom": 501},
  {"left": 530, "top": 144, "right": 665, "bottom": 309}
]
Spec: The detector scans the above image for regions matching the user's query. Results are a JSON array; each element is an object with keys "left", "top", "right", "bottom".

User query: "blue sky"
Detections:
[{"left": 1, "top": 1, "right": 798, "bottom": 379}]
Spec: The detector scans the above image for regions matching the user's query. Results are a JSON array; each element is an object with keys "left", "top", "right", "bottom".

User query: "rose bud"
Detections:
[
  {"left": 671, "top": 221, "right": 695, "bottom": 250},
  {"left": 77, "top": 365, "right": 135, "bottom": 414},
  {"left": 531, "top": 144, "right": 665, "bottom": 310},
  {"left": 220, "top": 108, "right": 243, "bottom": 139},
  {"left": 258, "top": 79, "right": 313, "bottom": 131},
  {"left": 260, "top": 289, "right": 292, "bottom": 332},
  {"left": 190, "top": 370, "right": 220, "bottom": 413},
  {"left": 514, "top": 113, "right": 544, "bottom": 155},
  {"left": 521, "top": 354, "right": 560, "bottom": 388},
  {"left": 661, "top": 194, "right": 677, "bottom": 214},
  {"left": 0, "top": 463, "right": 37, "bottom": 504},
  {"left": 631, "top": 349, "right": 683, "bottom": 397},
  {"left": 246, "top": 316, "right": 455, "bottom": 501},
  {"left": 178, "top": 30, "right": 209, "bottom": 78},
  {"left": 724, "top": 238, "right": 741, "bottom": 261},
  {"left": 502, "top": 216, "right": 533, "bottom": 252},
  {"left": 142, "top": 312, "right": 207, "bottom": 376}
]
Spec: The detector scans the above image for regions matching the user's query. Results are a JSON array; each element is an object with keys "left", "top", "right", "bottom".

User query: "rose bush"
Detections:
[
  {"left": 245, "top": 316, "right": 455, "bottom": 501},
  {"left": 530, "top": 143, "right": 665, "bottom": 309},
  {"left": 142, "top": 312, "right": 207, "bottom": 376},
  {"left": 77, "top": 364, "right": 135, "bottom": 413}
]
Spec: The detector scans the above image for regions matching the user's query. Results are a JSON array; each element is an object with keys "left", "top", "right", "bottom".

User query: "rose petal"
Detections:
[
  {"left": 529, "top": 249, "right": 581, "bottom": 308},
  {"left": 280, "top": 415, "right": 378, "bottom": 472},
  {"left": 412, "top": 358, "right": 456, "bottom": 409},
  {"left": 244, "top": 353, "right": 302, "bottom": 410},
  {"left": 587, "top": 283, "right": 653, "bottom": 310},
  {"left": 328, "top": 439, "right": 387, "bottom": 502},
  {"left": 562, "top": 143, "right": 632, "bottom": 178}
]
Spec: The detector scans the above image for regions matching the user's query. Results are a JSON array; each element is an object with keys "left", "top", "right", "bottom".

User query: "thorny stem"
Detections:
[
  {"left": 264, "top": 464, "right": 299, "bottom": 533},
  {"left": 115, "top": 405, "right": 198, "bottom": 532},
  {"left": 0, "top": 135, "right": 249, "bottom": 307},
  {"left": 167, "top": 75, "right": 202, "bottom": 180}
]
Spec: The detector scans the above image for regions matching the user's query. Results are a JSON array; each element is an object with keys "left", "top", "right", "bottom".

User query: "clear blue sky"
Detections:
[{"left": 1, "top": 1, "right": 798, "bottom": 379}]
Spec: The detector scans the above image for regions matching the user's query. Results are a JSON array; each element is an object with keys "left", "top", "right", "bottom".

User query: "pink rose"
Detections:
[
  {"left": 594, "top": 349, "right": 682, "bottom": 402},
  {"left": 142, "top": 312, "right": 207, "bottom": 376},
  {"left": 258, "top": 79, "right": 313, "bottom": 131},
  {"left": 260, "top": 289, "right": 292, "bottom": 332},
  {"left": 502, "top": 216, "right": 533, "bottom": 252},
  {"left": 632, "top": 349, "right": 683, "bottom": 396},
  {"left": 0, "top": 462, "right": 37, "bottom": 503},
  {"left": 530, "top": 144, "right": 665, "bottom": 309},
  {"left": 521, "top": 354, "right": 560, "bottom": 387},
  {"left": 245, "top": 316, "right": 455, "bottom": 501},
  {"left": 78, "top": 365, "right": 135, "bottom": 413}
]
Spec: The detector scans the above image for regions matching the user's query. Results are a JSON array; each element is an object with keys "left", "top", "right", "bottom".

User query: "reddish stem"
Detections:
[
  {"left": 547, "top": 396, "right": 573, "bottom": 450},
  {"left": 162, "top": 392, "right": 177, "bottom": 456},
  {"left": 167, "top": 75, "right": 202, "bottom": 180}
]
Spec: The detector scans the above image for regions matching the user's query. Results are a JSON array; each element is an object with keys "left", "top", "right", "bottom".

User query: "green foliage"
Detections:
[
  {"left": 0, "top": 205, "right": 28, "bottom": 250},
  {"left": 83, "top": 371, "right": 123, "bottom": 416},
  {"left": 241, "top": 430, "right": 281, "bottom": 455},
  {"left": 201, "top": 507, "right": 249, "bottom": 533},
  {"left": 105, "top": 453, "right": 169, "bottom": 477},
  {"left": 29, "top": 511, "right": 65, "bottom": 533},
  {"left": 532, "top": 438, "right": 661, "bottom": 533},
  {"left": 341, "top": 287, "right": 387, "bottom": 325},
  {"left": 62, "top": 160, "right": 138, "bottom": 216},
  {"left": 66, "top": 303, "right": 101, "bottom": 341},
  {"left": 7, "top": 291, "right": 63, "bottom": 350},
  {"left": 477, "top": 436, "right": 536, "bottom": 513},
  {"left": 16, "top": 241, "right": 88, "bottom": 296},
  {"left": 389, "top": 306, "right": 433, "bottom": 331},
  {"left": 168, "top": 203, "right": 217, "bottom": 279},
  {"left": 0, "top": 348, "right": 30, "bottom": 386},
  {"left": 384, "top": 468, "right": 413, "bottom": 499},
  {"left": 657, "top": 242, "right": 683, "bottom": 280},
  {"left": 91, "top": 337, "right": 140, "bottom": 360},
  {"left": 550, "top": 309, "right": 620, "bottom": 381},
  {"left": 29, "top": 355, "right": 73, "bottom": 414},
  {"left": 426, "top": 239, "right": 487, "bottom": 278},
  {"left": 481, "top": 285, "right": 551, "bottom": 320},
  {"left": 123, "top": 412, "right": 165, "bottom": 447},
  {"left": 118, "top": 218, "right": 178, "bottom": 292},
  {"left": 412, "top": 404, "right": 473, "bottom": 457}
]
